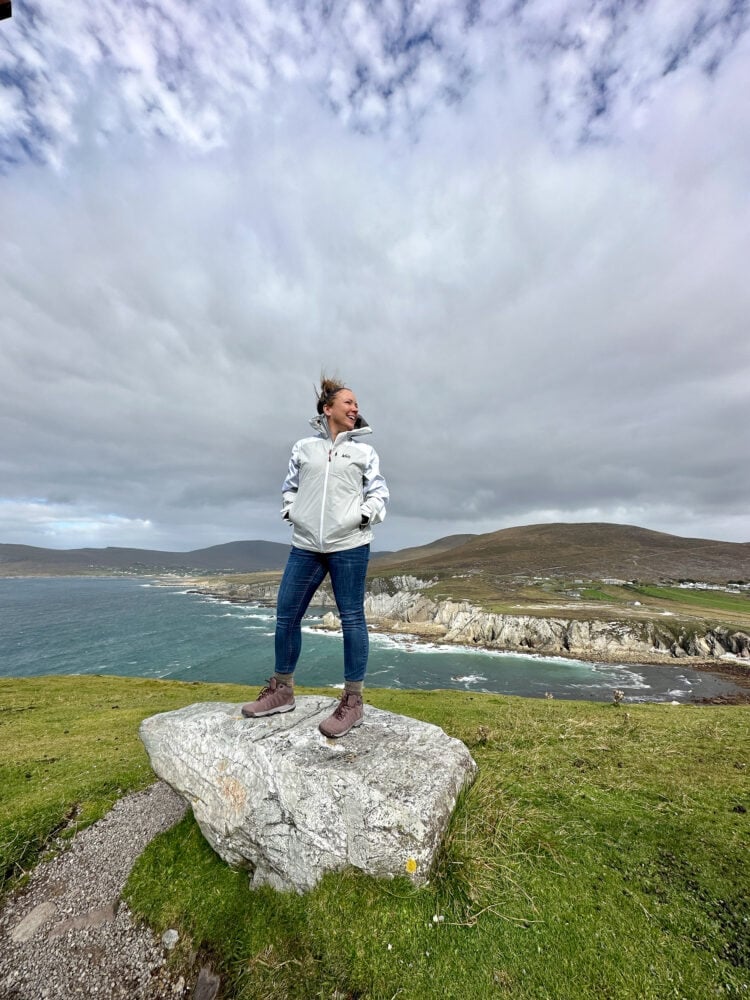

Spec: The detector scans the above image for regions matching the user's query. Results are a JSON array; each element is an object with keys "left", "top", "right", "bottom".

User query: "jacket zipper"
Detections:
[{"left": 319, "top": 442, "right": 333, "bottom": 547}]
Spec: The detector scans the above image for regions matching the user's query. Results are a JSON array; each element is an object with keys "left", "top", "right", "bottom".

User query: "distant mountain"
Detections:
[
  {"left": 2, "top": 523, "right": 749, "bottom": 582},
  {"left": 0, "top": 540, "right": 292, "bottom": 576},
  {"left": 374, "top": 522, "right": 750, "bottom": 584}
]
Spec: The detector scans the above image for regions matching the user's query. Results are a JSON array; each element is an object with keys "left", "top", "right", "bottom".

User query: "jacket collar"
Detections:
[{"left": 309, "top": 414, "right": 373, "bottom": 444}]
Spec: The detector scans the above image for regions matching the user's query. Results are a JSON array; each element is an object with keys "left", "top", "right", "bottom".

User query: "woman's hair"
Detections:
[{"left": 316, "top": 376, "right": 347, "bottom": 414}]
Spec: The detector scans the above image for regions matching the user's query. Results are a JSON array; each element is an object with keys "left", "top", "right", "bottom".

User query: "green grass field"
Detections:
[
  {"left": 2, "top": 676, "right": 748, "bottom": 999},
  {"left": 415, "top": 574, "right": 750, "bottom": 632}
]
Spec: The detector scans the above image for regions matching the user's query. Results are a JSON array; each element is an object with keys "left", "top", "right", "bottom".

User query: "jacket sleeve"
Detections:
[
  {"left": 360, "top": 446, "right": 389, "bottom": 525},
  {"left": 280, "top": 443, "right": 300, "bottom": 520}
]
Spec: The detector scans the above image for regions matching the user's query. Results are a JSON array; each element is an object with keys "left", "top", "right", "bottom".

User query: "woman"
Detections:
[{"left": 242, "top": 377, "right": 389, "bottom": 737}]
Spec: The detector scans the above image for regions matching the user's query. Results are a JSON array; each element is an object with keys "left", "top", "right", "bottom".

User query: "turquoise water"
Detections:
[{"left": 0, "top": 577, "right": 743, "bottom": 703}]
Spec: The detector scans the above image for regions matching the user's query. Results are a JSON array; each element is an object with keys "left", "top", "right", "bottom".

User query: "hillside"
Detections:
[
  {"left": 370, "top": 532, "right": 476, "bottom": 564},
  {"left": 2, "top": 523, "right": 749, "bottom": 584},
  {"left": 0, "top": 540, "right": 291, "bottom": 576},
  {"left": 374, "top": 522, "right": 750, "bottom": 584}
]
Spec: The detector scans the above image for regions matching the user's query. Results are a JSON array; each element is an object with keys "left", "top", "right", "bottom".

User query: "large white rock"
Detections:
[{"left": 139, "top": 697, "right": 476, "bottom": 893}]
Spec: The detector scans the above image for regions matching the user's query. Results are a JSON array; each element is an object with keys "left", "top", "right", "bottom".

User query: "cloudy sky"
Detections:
[{"left": 1, "top": 0, "right": 748, "bottom": 554}]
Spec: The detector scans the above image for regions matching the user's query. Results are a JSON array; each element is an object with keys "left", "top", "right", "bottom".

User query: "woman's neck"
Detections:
[{"left": 326, "top": 417, "right": 347, "bottom": 439}]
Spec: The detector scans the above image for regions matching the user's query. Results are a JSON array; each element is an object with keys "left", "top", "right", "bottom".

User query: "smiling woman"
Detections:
[{"left": 241, "top": 376, "right": 390, "bottom": 738}]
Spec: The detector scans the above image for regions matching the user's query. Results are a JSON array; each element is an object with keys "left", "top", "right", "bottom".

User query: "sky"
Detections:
[{"left": 1, "top": 0, "right": 749, "bottom": 554}]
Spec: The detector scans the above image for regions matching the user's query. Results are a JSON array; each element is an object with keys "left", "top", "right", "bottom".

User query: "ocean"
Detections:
[{"left": 0, "top": 576, "right": 743, "bottom": 703}]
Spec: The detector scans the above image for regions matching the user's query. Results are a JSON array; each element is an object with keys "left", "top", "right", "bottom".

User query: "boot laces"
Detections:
[
  {"left": 257, "top": 679, "right": 276, "bottom": 700},
  {"left": 333, "top": 693, "right": 355, "bottom": 718}
]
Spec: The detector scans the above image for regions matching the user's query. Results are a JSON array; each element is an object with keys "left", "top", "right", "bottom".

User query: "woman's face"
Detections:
[{"left": 324, "top": 389, "right": 359, "bottom": 437}]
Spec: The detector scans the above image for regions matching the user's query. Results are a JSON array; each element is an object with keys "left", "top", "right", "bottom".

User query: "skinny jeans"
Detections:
[{"left": 274, "top": 543, "right": 370, "bottom": 683}]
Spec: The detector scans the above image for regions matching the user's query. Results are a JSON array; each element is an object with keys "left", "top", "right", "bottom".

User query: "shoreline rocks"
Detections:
[
  {"left": 362, "top": 591, "right": 750, "bottom": 666},
  {"left": 191, "top": 577, "right": 749, "bottom": 671}
]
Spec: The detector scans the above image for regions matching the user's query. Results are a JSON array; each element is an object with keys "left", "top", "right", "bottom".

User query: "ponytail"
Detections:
[{"left": 315, "top": 375, "right": 346, "bottom": 414}]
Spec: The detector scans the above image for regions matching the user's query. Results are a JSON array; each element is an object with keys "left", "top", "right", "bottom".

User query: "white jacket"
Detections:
[{"left": 281, "top": 414, "right": 389, "bottom": 553}]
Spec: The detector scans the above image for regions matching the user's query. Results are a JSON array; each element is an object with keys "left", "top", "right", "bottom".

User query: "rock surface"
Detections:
[{"left": 139, "top": 698, "right": 476, "bottom": 893}]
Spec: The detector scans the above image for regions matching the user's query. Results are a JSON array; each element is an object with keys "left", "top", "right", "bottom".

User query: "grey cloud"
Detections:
[{"left": 0, "top": 2, "right": 749, "bottom": 550}]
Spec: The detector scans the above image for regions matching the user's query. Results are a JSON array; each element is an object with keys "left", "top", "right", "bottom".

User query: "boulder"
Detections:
[{"left": 139, "top": 697, "right": 476, "bottom": 893}]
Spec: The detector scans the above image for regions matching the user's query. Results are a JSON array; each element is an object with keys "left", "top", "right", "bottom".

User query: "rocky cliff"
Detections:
[
  {"left": 192, "top": 578, "right": 750, "bottom": 665},
  {"left": 190, "top": 579, "right": 336, "bottom": 607},
  {"left": 359, "top": 590, "right": 750, "bottom": 665}
]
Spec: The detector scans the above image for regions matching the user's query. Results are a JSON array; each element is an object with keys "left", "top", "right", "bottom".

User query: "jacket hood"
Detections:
[{"left": 309, "top": 413, "right": 372, "bottom": 441}]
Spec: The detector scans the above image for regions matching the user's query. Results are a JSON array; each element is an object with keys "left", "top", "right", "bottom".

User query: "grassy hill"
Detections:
[
  {"left": 375, "top": 522, "right": 750, "bottom": 583},
  {"left": 370, "top": 532, "right": 476, "bottom": 564},
  {"left": 370, "top": 523, "right": 750, "bottom": 639},
  {"left": 1, "top": 675, "right": 748, "bottom": 999},
  {"left": 6, "top": 522, "right": 748, "bottom": 583}
]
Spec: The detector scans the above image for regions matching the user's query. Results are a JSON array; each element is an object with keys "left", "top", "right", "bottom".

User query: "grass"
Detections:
[
  {"left": 624, "top": 583, "right": 750, "bottom": 618},
  {"left": 409, "top": 573, "right": 750, "bottom": 632},
  {"left": 2, "top": 676, "right": 749, "bottom": 999},
  {"left": 0, "top": 675, "right": 243, "bottom": 886}
]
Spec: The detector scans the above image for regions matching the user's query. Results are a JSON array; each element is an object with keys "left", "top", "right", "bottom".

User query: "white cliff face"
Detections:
[
  {"left": 362, "top": 590, "right": 750, "bottom": 662},
  {"left": 194, "top": 579, "right": 750, "bottom": 663},
  {"left": 367, "top": 576, "right": 435, "bottom": 594},
  {"left": 192, "top": 580, "right": 335, "bottom": 607},
  {"left": 388, "top": 575, "right": 436, "bottom": 592},
  {"left": 365, "top": 591, "right": 438, "bottom": 623}
]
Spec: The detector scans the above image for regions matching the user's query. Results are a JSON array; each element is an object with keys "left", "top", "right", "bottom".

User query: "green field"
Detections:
[
  {"left": 413, "top": 574, "right": 750, "bottom": 630},
  {"left": 2, "top": 676, "right": 749, "bottom": 999}
]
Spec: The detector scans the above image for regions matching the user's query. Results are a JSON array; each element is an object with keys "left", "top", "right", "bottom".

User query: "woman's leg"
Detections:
[
  {"left": 318, "top": 544, "right": 370, "bottom": 738},
  {"left": 274, "top": 546, "right": 328, "bottom": 679},
  {"left": 327, "top": 543, "right": 370, "bottom": 686}
]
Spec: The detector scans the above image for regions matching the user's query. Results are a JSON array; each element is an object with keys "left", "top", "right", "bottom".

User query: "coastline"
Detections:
[
  {"left": 2, "top": 575, "right": 746, "bottom": 703},
  {"left": 357, "top": 619, "right": 750, "bottom": 699},
  {"left": 185, "top": 578, "right": 750, "bottom": 702}
]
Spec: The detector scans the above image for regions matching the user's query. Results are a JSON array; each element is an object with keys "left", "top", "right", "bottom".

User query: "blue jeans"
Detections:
[{"left": 275, "top": 544, "right": 370, "bottom": 683}]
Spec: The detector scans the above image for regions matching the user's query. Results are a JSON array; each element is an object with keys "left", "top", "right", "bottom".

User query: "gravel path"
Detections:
[{"left": 0, "top": 782, "right": 203, "bottom": 1000}]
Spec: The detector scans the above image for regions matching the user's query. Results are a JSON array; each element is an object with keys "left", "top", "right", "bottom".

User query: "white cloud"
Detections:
[
  {"left": 0, "top": 499, "right": 155, "bottom": 548},
  {"left": 2, "top": 0, "right": 746, "bottom": 164}
]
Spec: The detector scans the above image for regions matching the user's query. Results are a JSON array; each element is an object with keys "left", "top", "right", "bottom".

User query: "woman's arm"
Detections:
[
  {"left": 280, "top": 443, "right": 300, "bottom": 520},
  {"left": 360, "top": 447, "right": 389, "bottom": 525}
]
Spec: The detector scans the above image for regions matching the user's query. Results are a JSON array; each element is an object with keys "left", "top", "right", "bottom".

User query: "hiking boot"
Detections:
[
  {"left": 318, "top": 692, "right": 364, "bottom": 738},
  {"left": 241, "top": 677, "right": 295, "bottom": 718}
]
